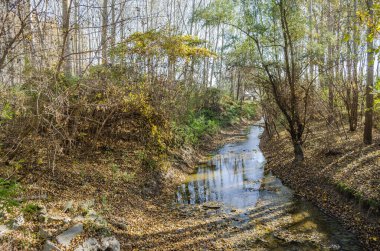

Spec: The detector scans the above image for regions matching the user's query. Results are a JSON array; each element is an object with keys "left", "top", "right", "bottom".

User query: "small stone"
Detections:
[
  {"left": 74, "top": 238, "right": 100, "bottom": 251},
  {"left": 56, "top": 223, "right": 84, "bottom": 247},
  {"left": 100, "top": 236, "right": 120, "bottom": 251},
  {"left": 329, "top": 244, "right": 341, "bottom": 250},
  {"left": 39, "top": 228, "right": 52, "bottom": 239},
  {"left": 0, "top": 225, "right": 10, "bottom": 236},
  {"left": 43, "top": 240, "right": 61, "bottom": 251},
  {"left": 86, "top": 209, "right": 98, "bottom": 221},
  {"left": 39, "top": 205, "right": 48, "bottom": 215},
  {"left": 63, "top": 200, "right": 74, "bottom": 213},
  {"left": 73, "top": 215, "right": 85, "bottom": 223},
  {"left": 48, "top": 215, "right": 71, "bottom": 224},
  {"left": 11, "top": 215, "right": 24, "bottom": 229}
]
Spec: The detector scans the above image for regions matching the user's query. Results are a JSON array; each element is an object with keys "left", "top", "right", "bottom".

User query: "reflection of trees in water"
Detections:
[
  {"left": 193, "top": 172, "right": 200, "bottom": 204},
  {"left": 218, "top": 157, "right": 224, "bottom": 201},
  {"left": 178, "top": 154, "right": 260, "bottom": 205},
  {"left": 242, "top": 158, "right": 247, "bottom": 190},
  {"left": 176, "top": 126, "right": 266, "bottom": 206}
]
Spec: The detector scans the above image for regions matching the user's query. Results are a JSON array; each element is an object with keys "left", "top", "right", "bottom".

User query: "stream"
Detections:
[{"left": 175, "top": 123, "right": 362, "bottom": 250}]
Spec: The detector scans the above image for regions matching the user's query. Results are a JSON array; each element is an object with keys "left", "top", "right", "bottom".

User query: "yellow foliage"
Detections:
[
  {"left": 122, "top": 89, "right": 168, "bottom": 151},
  {"left": 112, "top": 30, "right": 216, "bottom": 61}
]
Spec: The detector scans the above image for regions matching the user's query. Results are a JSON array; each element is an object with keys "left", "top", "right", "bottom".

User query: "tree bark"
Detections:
[
  {"left": 350, "top": 0, "right": 359, "bottom": 131},
  {"left": 62, "top": 0, "right": 72, "bottom": 75},
  {"left": 293, "top": 141, "right": 304, "bottom": 162},
  {"left": 101, "top": 0, "right": 108, "bottom": 65},
  {"left": 327, "top": 1, "right": 334, "bottom": 124},
  {"left": 364, "top": 0, "right": 374, "bottom": 145}
]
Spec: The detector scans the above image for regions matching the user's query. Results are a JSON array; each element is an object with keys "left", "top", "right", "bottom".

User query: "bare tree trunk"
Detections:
[
  {"left": 73, "top": 0, "right": 79, "bottom": 75},
  {"left": 308, "top": 0, "right": 314, "bottom": 83},
  {"left": 110, "top": 0, "right": 116, "bottom": 64},
  {"left": 364, "top": 0, "right": 374, "bottom": 144},
  {"left": 279, "top": 0, "right": 305, "bottom": 161},
  {"left": 23, "top": 0, "right": 36, "bottom": 67},
  {"left": 350, "top": 0, "right": 359, "bottom": 131},
  {"left": 236, "top": 70, "right": 241, "bottom": 101},
  {"left": 60, "top": 0, "right": 72, "bottom": 75},
  {"left": 210, "top": 23, "right": 220, "bottom": 87},
  {"left": 101, "top": 0, "right": 108, "bottom": 65},
  {"left": 327, "top": 1, "right": 334, "bottom": 124}
]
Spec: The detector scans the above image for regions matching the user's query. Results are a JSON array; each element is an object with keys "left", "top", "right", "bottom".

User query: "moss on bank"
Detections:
[{"left": 335, "top": 181, "right": 380, "bottom": 212}]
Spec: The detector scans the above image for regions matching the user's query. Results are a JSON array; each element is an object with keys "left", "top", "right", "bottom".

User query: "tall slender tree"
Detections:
[
  {"left": 101, "top": 0, "right": 108, "bottom": 65},
  {"left": 364, "top": 0, "right": 374, "bottom": 145}
]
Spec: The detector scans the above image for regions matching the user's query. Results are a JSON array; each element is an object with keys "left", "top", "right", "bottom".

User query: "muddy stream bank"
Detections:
[{"left": 174, "top": 123, "right": 362, "bottom": 250}]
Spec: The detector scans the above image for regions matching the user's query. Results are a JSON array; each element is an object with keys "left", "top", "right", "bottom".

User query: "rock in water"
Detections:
[
  {"left": 202, "top": 202, "right": 222, "bottom": 209},
  {"left": 56, "top": 223, "right": 84, "bottom": 247},
  {"left": 74, "top": 238, "right": 100, "bottom": 251},
  {"left": 101, "top": 236, "right": 120, "bottom": 251},
  {"left": 43, "top": 240, "right": 61, "bottom": 251}
]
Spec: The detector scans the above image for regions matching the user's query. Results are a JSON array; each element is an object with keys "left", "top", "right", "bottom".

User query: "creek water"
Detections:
[{"left": 175, "top": 124, "right": 362, "bottom": 250}]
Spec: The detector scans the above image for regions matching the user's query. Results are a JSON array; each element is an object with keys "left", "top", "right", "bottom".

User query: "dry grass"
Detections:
[
  {"left": 261, "top": 120, "right": 380, "bottom": 250},
  {"left": 0, "top": 120, "right": 254, "bottom": 250}
]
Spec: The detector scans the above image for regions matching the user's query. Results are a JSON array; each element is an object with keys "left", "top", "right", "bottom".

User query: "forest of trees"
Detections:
[
  {"left": 1, "top": 0, "right": 380, "bottom": 250},
  {"left": 0, "top": 0, "right": 379, "bottom": 163}
]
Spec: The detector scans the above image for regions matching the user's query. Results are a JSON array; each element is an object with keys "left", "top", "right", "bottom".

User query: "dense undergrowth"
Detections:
[{"left": 0, "top": 65, "right": 256, "bottom": 209}]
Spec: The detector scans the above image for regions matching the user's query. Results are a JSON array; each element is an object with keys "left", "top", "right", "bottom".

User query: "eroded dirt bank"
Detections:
[{"left": 260, "top": 121, "right": 380, "bottom": 250}]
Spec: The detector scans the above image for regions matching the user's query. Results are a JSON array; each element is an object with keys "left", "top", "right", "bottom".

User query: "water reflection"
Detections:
[
  {"left": 175, "top": 124, "right": 362, "bottom": 250},
  {"left": 176, "top": 126, "right": 265, "bottom": 208}
]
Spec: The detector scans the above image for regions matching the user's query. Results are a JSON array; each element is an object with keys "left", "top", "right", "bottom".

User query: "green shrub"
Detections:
[
  {"left": 241, "top": 102, "right": 256, "bottom": 119},
  {"left": 0, "top": 179, "right": 20, "bottom": 212},
  {"left": 22, "top": 203, "right": 39, "bottom": 215},
  {"left": 171, "top": 87, "right": 256, "bottom": 146}
]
